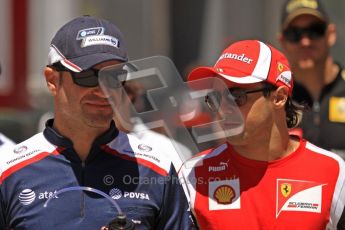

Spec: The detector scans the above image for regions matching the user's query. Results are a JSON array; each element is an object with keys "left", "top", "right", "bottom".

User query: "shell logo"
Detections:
[{"left": 213, "top": 185, "right": 235, "bottom": 204}]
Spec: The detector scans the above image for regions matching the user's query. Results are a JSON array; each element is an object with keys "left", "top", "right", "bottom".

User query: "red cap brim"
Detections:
[{"left": 187, "top": 66, "right": 218, "bottom": 82}]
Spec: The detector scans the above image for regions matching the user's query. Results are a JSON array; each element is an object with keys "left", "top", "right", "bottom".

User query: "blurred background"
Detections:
[{"left": 0, "top": 0, "right": 344, "bottom": 143}]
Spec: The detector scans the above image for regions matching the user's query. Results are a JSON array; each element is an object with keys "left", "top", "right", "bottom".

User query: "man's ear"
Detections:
[
  {"left": 44, "top": 67, "right": 59, "bottom": 96},
  {"left": 273, "top": 86, "right": 289, "bottom": 108},
  {"left": 327, "top": 23, "right": 337, "bottom": 47}
]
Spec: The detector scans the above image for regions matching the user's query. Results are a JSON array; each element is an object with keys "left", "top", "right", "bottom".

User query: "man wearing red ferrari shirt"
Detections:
[{"left": 180, "top": 40, "right": 345, "bottom": 229}]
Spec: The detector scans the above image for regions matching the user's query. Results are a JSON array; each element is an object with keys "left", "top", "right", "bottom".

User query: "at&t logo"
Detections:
[{"left": 19, "top": 189, "right": 36, "bottom": 205}]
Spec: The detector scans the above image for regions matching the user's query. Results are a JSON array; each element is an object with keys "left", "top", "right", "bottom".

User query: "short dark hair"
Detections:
[{"left": 285, "top": 98, "right": 305, "bottom": 128}]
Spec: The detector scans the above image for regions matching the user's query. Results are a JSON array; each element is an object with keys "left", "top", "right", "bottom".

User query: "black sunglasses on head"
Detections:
[
  {"left": 205, "top": 85, "right": 276, "bottom": 112},
  {"left": 48, "top": 62, "right": 130, "bottom": 88},
  {"left": 283, "top": 22, "right": 327, "bottom": 43}
]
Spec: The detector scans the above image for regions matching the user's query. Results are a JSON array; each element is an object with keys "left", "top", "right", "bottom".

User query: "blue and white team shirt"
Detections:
[{"left": 0, "top": 120, "right": 194, "bottom": 229}]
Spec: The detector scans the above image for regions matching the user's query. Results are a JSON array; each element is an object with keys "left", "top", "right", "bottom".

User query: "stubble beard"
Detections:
[{"left": 82, "top": 108, "right": 114, "bottom": 128}]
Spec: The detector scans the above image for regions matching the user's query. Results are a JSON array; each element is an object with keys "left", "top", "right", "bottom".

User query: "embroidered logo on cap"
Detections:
[
  {"left": 76, "top": 27, "right": 105, "bottom": 40},
  {"left": 276, "top": 62, "right": 292, "bottom": 87},
  {"left": 81, "top": 35, "right": 119, "bottom": 48},
  {"left": 286, "top": 0, "right": 318, "bottom": 13},
  {"left": 216, "top": 53, "right": 253, "bottom": 65},
  {"left": 76, "top": 26, "right": 120, "bottom": 49}
]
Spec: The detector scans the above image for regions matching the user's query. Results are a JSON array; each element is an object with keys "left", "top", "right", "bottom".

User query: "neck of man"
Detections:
[
  {"left": 231, "top": 118, "right": 300, "bottom": 162},
  {"left": 293, "top": 56, "right": 339, "bottom": 100},
  {"left": 53, "top": 118, "right": 109, "bottom": 161}
]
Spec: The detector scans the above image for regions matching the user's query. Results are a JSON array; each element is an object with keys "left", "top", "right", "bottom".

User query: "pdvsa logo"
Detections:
[
  {"left": 109, "top": 188, "right": 150, "bottom": 200},
  {"left": 19, "top": 189, "right": 36, "bottom": 205},
  {"left": 124, "top": 191, "right": 150, "bottom": 200},
  {"left": 109, "top": 188, "right": 122, "bottom": 200}
]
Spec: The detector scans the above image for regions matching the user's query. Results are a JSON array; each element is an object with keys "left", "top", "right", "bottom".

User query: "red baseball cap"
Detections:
[{"left": 188, "top": 40, "right": 293, "bottom": 95}]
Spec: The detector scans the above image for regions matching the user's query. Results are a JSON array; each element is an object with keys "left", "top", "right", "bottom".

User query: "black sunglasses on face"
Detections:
[
  {"left": 48, "top": 63, "right": 128, "bottom": 88},
  {"left": 283, "top": 22, "right": 327, "bottom": 43},
  {"left": 205, "top": 86, "right": 275, "bottom": 112}
]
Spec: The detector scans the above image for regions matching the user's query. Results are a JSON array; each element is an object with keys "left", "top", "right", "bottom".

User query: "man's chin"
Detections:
[
  {"left": 225, "top": 132, "right": 244, "bottom": 144},
  {"left": 84, "top": 114, "right": 113, "bottom": 128},
  {"left": 298, "top": 59, "right": 315, "bottom": 69}
]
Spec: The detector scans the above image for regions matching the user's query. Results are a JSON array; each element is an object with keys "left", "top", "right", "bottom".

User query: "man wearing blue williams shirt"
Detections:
[{"left": 0, "top": 15, "right": 194, "bottom": 229}]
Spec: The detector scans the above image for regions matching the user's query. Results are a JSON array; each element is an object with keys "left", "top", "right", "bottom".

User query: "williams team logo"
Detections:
[
  {"left": 276, "top": 179, "right": 326, "bottom": 217},
  {"left": 76, "top": 26, "right": 120, "bottom": 49}
]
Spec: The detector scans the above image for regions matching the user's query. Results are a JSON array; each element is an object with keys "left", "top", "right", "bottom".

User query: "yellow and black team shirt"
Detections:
[{"left": 292, "top": 64, "right": 345, "bottom": 159}]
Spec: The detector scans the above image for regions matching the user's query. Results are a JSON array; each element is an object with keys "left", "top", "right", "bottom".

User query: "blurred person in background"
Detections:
[
  {"left": 180, "top": 39, "right": 345, "bottom": 229},
  {"left": 0, "top": 15, "right": 194, "bottom": 229},
  {"left": 278, "top": 0, "right": 345, "bottom": 159}
]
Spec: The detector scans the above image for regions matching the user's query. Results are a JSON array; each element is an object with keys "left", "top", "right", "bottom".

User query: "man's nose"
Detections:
[
  {"left": 299, "top": 34, "right": 312, "bottom": 46},
  {"left": 92, "top": 86, "right": 109, "bottom": 98}
]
